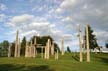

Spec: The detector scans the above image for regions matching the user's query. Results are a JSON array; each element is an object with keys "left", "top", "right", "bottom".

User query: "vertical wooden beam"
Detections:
[
  {"left": 30, "top": 39, "right": 33, "bottom": 57},
  {"left": 33, "top": 37, "right": 36, "bottom": 58},
  {"left": 8, "top": 45, "right": 11, "bottom": 57},
  {"left": 14, "top": 30, "right": 19, "bottom": 57},
  {"left": 51, "top": 41, "right": 54, "bottom": 55},
  {"left": 44, "top": 46, "right": 47, "bottom": 59},
  {"left": 86, "top": 24, "right": 90, "bottom": 62},
  {"left": 18, "top": 38, "right": 21, "bottom": 57},
  {"left": 25, "top": 41, "right": 28, "bottom": 57},
  {"left": 61, "top": 37, "right": 64, "bottom": 55},
  {"left": 55, "top": 49, "right": 58, "bottom": 60},
  {"left": 41, "top": 46, "right": 44, "bottom": 59},
  {"left": 47, "top": 39, "right": 50, "bottom": 59},
  {"left": 78, "top": 24, "right": 83, "bottom": 62}
]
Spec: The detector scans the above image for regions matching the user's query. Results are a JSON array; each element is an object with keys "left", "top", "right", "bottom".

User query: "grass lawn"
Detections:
[{"left": 0, "top": 53, "right": 108, "bottom": 71}]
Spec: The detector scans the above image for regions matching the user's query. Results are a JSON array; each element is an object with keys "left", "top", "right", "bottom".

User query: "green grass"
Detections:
[{"left": 0, "top": 53, "right": 108, "bottom": 71}]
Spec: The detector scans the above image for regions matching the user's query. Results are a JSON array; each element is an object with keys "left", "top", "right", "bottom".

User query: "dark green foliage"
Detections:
[
  {"left": 105, "top": 43, "right": 108, "bottom": 48},
  {"left": 0, "top": 40, "right": 9, "bottom": 56},
  {"left": 54, "top": 42, "right": 60, "bottom": 53},
  {"left": 84, "top": 25, "right": 98, "bottom": 50},
  {"left": 21, "top": 36, "right": 26, "bottom": 56},
  {"left": 2, "top": 40, "right": 9, "bottom": 48},
  {"left": 105, "top": 40, "right": 108, "bottom": 48},
  {"left": 10, "top": 42, "right": 15, "bottom": 57},
  {"left": 31, "top": 35, "right": 60, "bottom": 53},
  {"left": 67, "top": 46, "right": 71, "bottom": 53}
]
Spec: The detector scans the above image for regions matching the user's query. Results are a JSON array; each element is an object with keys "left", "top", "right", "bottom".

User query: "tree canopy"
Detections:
[{"left": 84, "top": 25, "right": 98, "bottom": 50}]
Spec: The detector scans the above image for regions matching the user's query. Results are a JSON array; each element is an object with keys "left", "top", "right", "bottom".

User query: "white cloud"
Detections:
[
  {"left": 0, "top": 4, "right": 7, "bottom": 11},
  {"left": 6, "top": 14, "right": 66, "bottom": 42},
  {"left": 94, "top": 31, "right": 108, "bottom": 44},
  {"left": 0, "top": 14, "right": 6, "bottom": 22},
  {"left": 21, "top": 30, "right": 37, "bottom": 37},
  {"left": 9, "top": 14, "right": 34, "bottom": 25},
  {"left": 62, "top": 16, "right": 73, "bottom": 22},
  {"left": 56, "top": 0, "right": 78, "bottom": 13}
]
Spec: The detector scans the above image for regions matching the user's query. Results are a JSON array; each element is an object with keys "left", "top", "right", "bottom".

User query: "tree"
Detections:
[
  {"left": 54, "top": 42, "right": 61, "bottom": 53},
  {"left": 21, "top": 36, "right": 26, "bottom": 56},
  {"left": 31, "top": 35, "right": 60, "bottom": 53},
  {"left": 84, "top": 25, "right": 98, "bottom": 50},
  {"left": 2, "top": 40, "right": 9, "bottom": 48},
  {"left": 10, "top": 42, "right": 15, "bottom": 56},
  {"left": 67, "top": 46, "right": 71, "bottom": 53},
  {"left": 106, "top": 44, "right": 108, "bottom": 48},
  {"left": 0, "top": 40, "right": 9, "bottom": 56}
]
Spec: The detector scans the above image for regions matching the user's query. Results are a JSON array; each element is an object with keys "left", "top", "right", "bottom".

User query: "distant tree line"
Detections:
[{"left": 0, "top": 35, "right": 60, "bottom": 57}]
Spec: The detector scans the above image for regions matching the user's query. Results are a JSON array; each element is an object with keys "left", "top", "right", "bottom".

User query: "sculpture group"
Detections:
[{"left": 8, "top": 24, "right": 90, "bottom": 62}]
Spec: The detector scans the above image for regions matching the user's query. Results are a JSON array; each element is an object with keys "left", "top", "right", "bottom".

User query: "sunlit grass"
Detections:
[{"left": 0, "top": 53, "right": 108, "bottom": 71}]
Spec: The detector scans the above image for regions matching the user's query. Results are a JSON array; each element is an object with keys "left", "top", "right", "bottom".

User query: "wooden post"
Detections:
[
  {"left": 78, "top": 24, "right": 83, "bottom": 62},
  {"left": 47, "top": 39, "right": 50, "bottom": 59},
  {"left": 14, "top": 30, "right": 19, "bottom": 57},
  {"left": 86, "top": 24, "right": 90, "bottom": 62},
  {"left": 41, "top": 46, "right": 44, "bottom": 59},
  {"left": 33, "top": 37, "right": 36, "bottom": 58},
  {"left": 61, "top": 37, "right": 64, "bottom": 55},
  {"left": 55, "top": 49, "right": 58, "bottom": 60},
  {"left": 18, "top": 38, "right": 21, "bottom": 57},
  {"left": 25, "top": 42, "right": 27, "bottom": 57},
  {"left": 51, "top": 42, "right": 54, "bottom": 55},
  {"left": 44, "top": 46, "right": 47, "bottom": 59},
  {"left": 8, "top": 45, "right": 11, "bottom": 57}
]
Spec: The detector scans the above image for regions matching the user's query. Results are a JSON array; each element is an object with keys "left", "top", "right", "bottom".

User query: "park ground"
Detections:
[{"left": 0, "top": 53, "right": 108, "bottom": 71}]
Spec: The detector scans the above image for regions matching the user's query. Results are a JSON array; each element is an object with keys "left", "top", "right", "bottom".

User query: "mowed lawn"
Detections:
[{"left": 0, "top": 53, "right": 108, "bottom": 71}]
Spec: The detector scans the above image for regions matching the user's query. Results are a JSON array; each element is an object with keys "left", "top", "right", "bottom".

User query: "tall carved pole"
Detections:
[
  {"left": 61, "top": 37, "right": 64, "bottom": 55},
  {"left": 86, "top": 24, "right": 90, "bottom": 62},
  {"left": 25, "top": 42, "right": 27, "bottom": 57},
  {"left": 47, "top": 39, "right": 50, "bottom": 59},
  {"left": 78, "top": 24, "right": 83, "bottom": 62},
  {"left": 33, "top": 37, "right": 36, "bottom": 58},
  {"left": 44, "top": 45, "right": 47, "bottom": 59},
  {"left": 18, "top": 38, "right": 21, "bottom": 57},
  {"left": 30, "top": 39, "right": 33, "bottom": 57},
  {"left": 8, "top": 45, "right": 11, "bottom": 57},
  {"left": 55, "top": 49, "right": 58, "bottom": 60},
  {"left": 14, "top": 30, "right": 19, "bottom": 57},
  {"left": 51, "top": 41, "right": 54, "bottom": 55}
]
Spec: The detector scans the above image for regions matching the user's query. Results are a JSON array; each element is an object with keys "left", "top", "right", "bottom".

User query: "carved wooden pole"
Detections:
[
  {"left": 78, "top": 24, "right": 83, "bottom": 62},
  {"left": 28, "top": 46, "right": 31, "bottom": 57},
  {"left": 8, "top": 45, "right": 11, "bottom": 57},
  {"left": 44, "top": 46, "right": 47, "bottom": 59},
  {"left": 86, "top": 24, "right": 90, "bottom": 62},
  {"left": 14, "top": 30, "right": 19, "bottom": 57},
  {"left": 33, "top": 37, "right": 36, "bottom": 58},
  {"left": 51, "top": 41, "right": 54, "bottom": 55},
  {"left": 25, "top": 42, "right": 27, "bottom": 57},
  {"left": 61, "top": 37, "right": 64, "bottom": 55},
  {"left": 30, "top": 39, "right": 33, "bottom": 57},
  {"left": 18, "top": 38, "right": 21, "bottom": 57},
  {"left": 47, "top": 39, "right": 50, "bottom": 59},
  {"left": 41, "top": 46, "right": 44, "bottom": 59},
  {"left": 55, "top": 49, "right": 58, "bottom": 60}
]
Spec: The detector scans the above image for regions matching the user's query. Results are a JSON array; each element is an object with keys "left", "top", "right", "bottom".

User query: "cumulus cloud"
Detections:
[{"left": 6, "top": 14, "right": 67, "bottom": 42}]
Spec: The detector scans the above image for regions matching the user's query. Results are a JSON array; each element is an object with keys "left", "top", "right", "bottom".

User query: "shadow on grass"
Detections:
[
  {"left": 72, "top": 55, "right": 79, "bottom": 61},
  {"left": 97, "top": 57, "right": 108, "bottom": 65},
  {"left": 0, "top": 64, "right": 55, "bottom": 71}
]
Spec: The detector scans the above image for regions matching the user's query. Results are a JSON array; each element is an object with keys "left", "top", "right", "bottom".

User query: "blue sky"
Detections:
[{"left": 0, "top": 0, "right": 108, "bottom": 51}]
